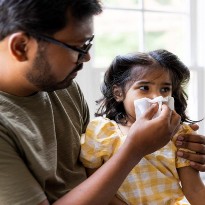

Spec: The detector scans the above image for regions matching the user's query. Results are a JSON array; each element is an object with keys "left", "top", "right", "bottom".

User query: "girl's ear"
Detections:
[
  {"left": 8, "top": 32, "right": 29, "bottom": 61},
  {"left": 113, "top": 85, "right": 124, "bottom": 102}
]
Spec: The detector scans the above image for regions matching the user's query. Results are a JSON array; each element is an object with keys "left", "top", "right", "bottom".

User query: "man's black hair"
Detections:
[{"left": 0, "top": 0, "right": 102, "bottom": 40}]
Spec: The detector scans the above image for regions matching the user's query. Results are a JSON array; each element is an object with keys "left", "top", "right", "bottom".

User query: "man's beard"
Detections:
[{"left": 26, "top": 48, "right": 79, "bottom": 92}]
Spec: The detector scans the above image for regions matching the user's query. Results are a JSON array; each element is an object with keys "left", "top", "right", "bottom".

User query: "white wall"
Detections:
[{"left": 76, "top": 58, "right": 102, "bottom": 118}]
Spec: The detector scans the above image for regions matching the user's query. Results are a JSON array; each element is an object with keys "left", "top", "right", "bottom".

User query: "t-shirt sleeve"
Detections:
[
  {"left": 80, "top": 117, "right": 123, "bottom": 168},
  {"left": 172, "top": 124, "right": 196, "bottom": 168},
  {"left": 0, "top": 125, "right": 46, "bottom": 205},
  {"left": 73, "top": 81, "right": 90, "bottom": 132},
  {"left": 67, "top": 81, "right": 90, "bottom": 133}
]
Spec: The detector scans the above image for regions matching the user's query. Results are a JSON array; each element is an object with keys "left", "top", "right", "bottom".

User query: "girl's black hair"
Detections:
[{"left": 95, "top": 49, "right": 197, "bottom": 124}]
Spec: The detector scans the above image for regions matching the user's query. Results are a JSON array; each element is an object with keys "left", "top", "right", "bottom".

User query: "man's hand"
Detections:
[
  {"left": 126, "top": 103, "right": 181, "bottom": 158},
  {"left": 175, "top": 124, "right": 205, "bottom": 171}
]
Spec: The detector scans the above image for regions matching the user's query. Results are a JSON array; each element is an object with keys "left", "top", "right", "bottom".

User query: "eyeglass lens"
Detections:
[{"left": 77, "top": 37, "right": 93, "bottom": 63}]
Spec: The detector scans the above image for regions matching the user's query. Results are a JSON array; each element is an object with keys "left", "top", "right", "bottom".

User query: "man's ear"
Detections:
[
  {"left": 113, "top": 85, "right": 124, "bottom": 102},
  {"left": 8, "top": 32, "right": 29, "bottom": 61}
]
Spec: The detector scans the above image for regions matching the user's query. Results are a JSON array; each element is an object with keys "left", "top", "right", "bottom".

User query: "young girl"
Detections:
[{"left": 80, "top": 49, "right": 205, "bottom": 205}]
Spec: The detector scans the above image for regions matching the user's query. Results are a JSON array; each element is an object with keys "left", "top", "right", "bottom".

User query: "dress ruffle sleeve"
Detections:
[{"left": 80, "top": 117, "right": 124, "bottom": 168}]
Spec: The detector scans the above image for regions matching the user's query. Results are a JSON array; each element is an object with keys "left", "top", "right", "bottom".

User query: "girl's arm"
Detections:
[{"left": 178, "top": 166, "right": 205, "bottom": 205}]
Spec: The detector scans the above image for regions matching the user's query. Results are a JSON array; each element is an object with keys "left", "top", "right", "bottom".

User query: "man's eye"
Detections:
[
  {"left": 79, "top": 43, "right": 85, "bottom": 49},
  {"left": 78, "top": 43, "right": 87, "bottom": 51},
  {"left": 139, "top": 86, "right": 149, "bottom": 91}
]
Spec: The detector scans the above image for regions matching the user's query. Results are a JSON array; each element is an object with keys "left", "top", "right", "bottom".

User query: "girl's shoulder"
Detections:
[
  {"left": 173, "top": 123, "right": 195, "bottom": 142},
  {"left": 178, "top": 123, "right": 195, "bottom": 134},
  {"left": 86, "top": 117, "right": 119, "bottom": 136},
  {"left": 87, "top": 116, "right": 118, "bottom": 132}
]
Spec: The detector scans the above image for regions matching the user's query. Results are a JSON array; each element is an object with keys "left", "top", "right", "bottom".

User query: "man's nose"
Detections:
[
  {"left": 77, "top": 52, "right": 91, "bottom": 64},
  {"left": 83, "top": 52, "right": 91, "bottom": 62}
]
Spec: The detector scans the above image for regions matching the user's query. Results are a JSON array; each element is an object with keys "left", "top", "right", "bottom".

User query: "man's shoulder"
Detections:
[{"left": 55, "top": 81, "right": 83, "bottom": 99}]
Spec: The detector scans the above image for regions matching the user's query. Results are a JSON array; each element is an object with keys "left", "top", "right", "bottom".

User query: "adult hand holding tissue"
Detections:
[{"left": 134, "top": 96, "right": 174, "bottom": 119}]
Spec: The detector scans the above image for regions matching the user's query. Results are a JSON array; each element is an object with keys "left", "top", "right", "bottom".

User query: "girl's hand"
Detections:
[{"left": 175, "top": 125, "right": 205, "bottom": 171}]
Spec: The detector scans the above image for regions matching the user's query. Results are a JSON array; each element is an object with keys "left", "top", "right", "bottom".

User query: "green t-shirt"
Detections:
[{"left": 0, "top": 81, "right": 89, "bottom": 205}]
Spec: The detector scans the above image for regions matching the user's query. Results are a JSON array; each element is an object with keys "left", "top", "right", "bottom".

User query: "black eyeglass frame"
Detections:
[{"left": 29, "top": 33, "right": 94, "bottom": 55}]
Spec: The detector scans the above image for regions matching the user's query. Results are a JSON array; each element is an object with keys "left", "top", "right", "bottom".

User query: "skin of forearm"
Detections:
[
  {"left": 108, "top": 195, "right": 128, "bottom": 205},
  {"left": 185, "top": 188, "right": 205, "bottom": 205},
  {"left": 178, "top": 167, "right": 205, "bottom": 205},
  {"left": 183, "top": 174, "right": 205, "bottom": 205},
  {"left": 53, "top": 142, "right": 142, "bottom": 205}
]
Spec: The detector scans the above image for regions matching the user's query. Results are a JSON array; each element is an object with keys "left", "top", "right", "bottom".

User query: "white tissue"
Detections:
[{"left": 134, "top": 96, "right": 174, "bottom": 119}]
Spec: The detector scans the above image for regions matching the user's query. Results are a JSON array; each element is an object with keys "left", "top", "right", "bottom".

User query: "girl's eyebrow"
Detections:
[
  {"left": 135, "top": 81, "right": 151, "bottom": 84},
  {"left": 134, "top": 81, "right": 172, "bottom": 86}
]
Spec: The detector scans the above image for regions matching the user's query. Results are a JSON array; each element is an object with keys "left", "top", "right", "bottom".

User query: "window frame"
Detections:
[{"left": 76, "top": 0, "right": 204, "bottom": 134}]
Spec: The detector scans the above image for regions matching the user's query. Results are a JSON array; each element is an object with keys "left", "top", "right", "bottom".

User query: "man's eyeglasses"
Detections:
[{"left": 30, "top": 33, "right": 94, "bottom": 63}]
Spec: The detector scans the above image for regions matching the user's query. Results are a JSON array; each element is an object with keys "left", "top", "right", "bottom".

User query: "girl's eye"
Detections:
[
  {"left": 161, "top": 87, "right": 171, "bottom": 92},
  {"left": 139, "top": 86, "right": 149, "bottom": 91}
]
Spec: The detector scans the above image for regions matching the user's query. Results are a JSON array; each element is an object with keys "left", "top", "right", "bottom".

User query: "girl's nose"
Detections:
[{"left": 149, "top": 93, "right": 161, "bottom": 99}]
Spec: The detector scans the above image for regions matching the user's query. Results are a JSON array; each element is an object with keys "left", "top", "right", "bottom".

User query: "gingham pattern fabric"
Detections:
[{"left": 80, "top": 117, "right": 192, "bottom": 205}]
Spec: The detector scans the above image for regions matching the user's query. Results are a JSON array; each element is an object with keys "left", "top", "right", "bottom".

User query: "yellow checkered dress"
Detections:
[{"left": 80, "top": 117, "right": 193, "bottom": 205}]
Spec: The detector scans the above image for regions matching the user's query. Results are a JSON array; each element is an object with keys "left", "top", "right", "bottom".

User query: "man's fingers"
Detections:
[
  {"left": 176, "top": 133, "right": 205, "bottom": 145},
  {"left": 142, "top": 103, "right": 159, "bottom": 120},
  {"left": 176, "top": 132, "right": 205, "bottom": 172},
  {"left": 177, "top": 150, "right": 204, "bottom": 162},
  {"left": 189, "top": 123, "right": 199, "bottom": 131},
  {"left": 159, "top": 104, "right": 171, "bottom": 119},
  {"left": 176, "top": 140, "right": 205, "bottom": 154},
  {"left": 169, "top": 110, "right": 181, "bottom": 134},
  {"left": 170, "top": 110, "right": 181, "bottom": 124},
  {"left": 160, "top": 105, "right": 181, "bottom": 133},
  {"left": 189, "top": 162, "right": 205, "bottom": 172}
]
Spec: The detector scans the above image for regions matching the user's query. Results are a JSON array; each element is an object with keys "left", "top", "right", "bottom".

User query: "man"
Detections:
[{"left": 0, "top": 1, "right": 204, "bottom": 205}]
